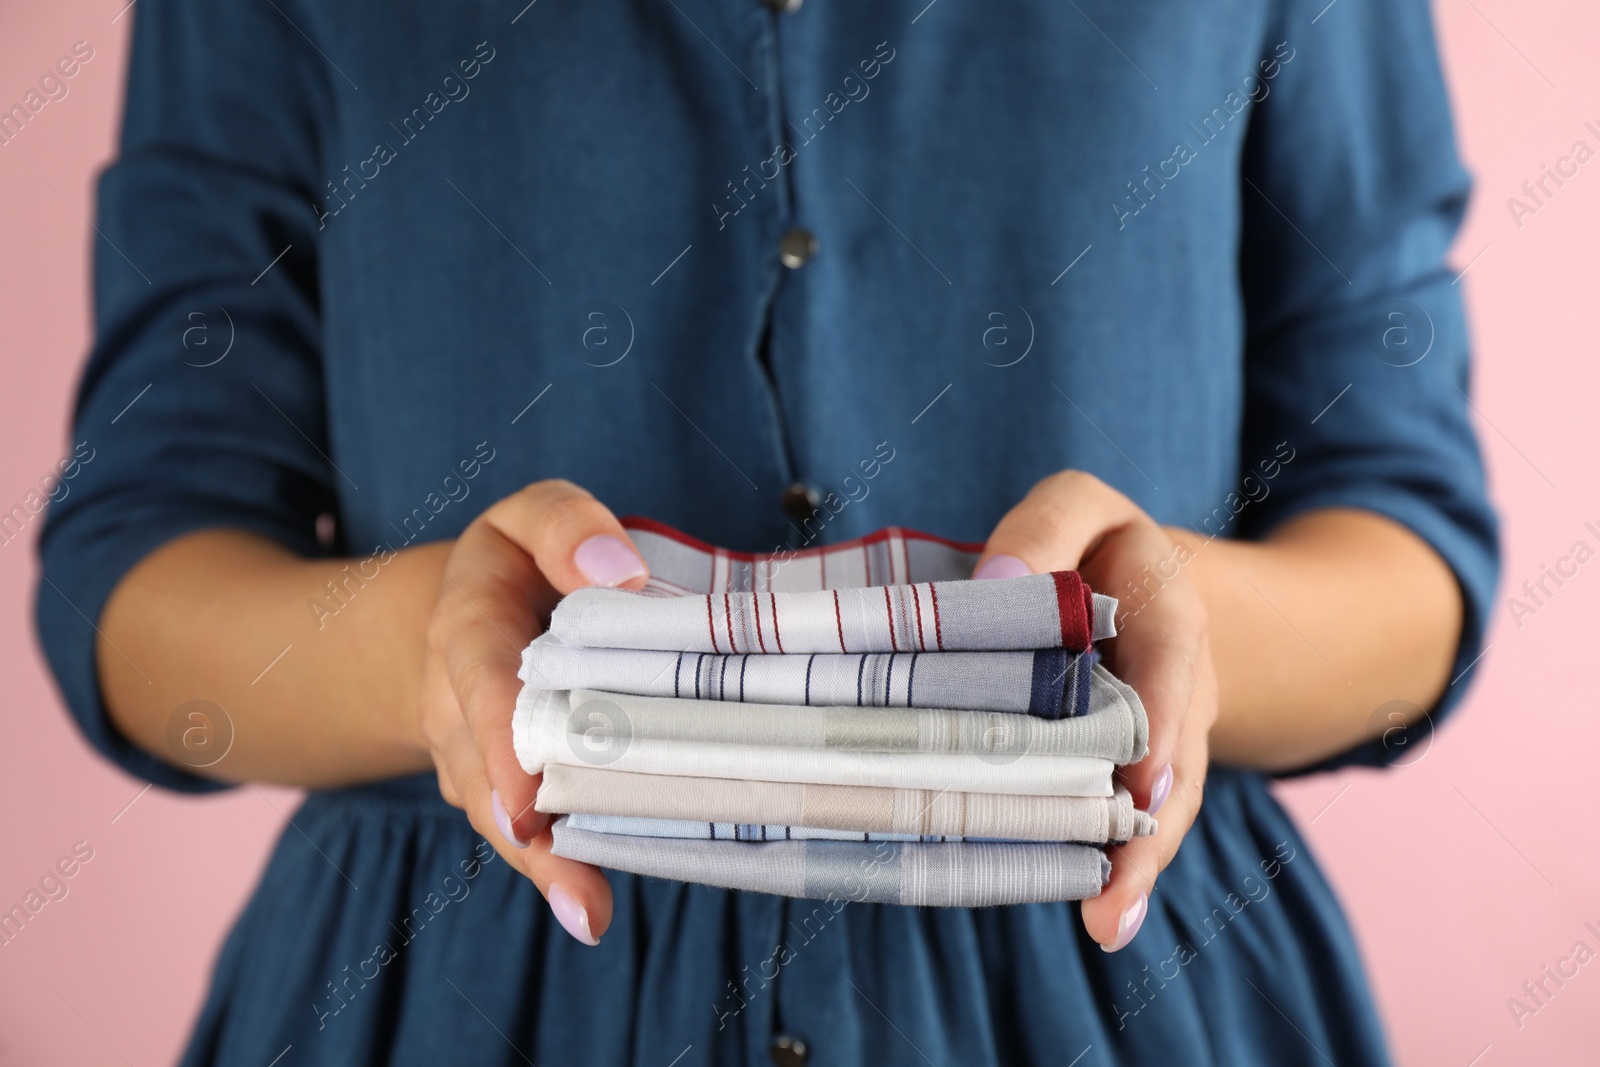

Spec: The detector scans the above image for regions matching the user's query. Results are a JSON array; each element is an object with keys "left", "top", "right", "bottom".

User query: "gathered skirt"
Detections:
[{"left": 179, "top": 765, "right": 1390, "bottom": 1067}]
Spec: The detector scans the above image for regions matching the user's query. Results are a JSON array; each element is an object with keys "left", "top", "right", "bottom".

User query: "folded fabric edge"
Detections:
[
  {"left": 1091, "top": 663, "right": 1149, "bottom": 763},
  {"left": 551, "top": 575, "right": 1119, "bottom": 655},
  {"left": 1091, "top": 592, "right": 1119, "bottom": 640},
  {"left": 562, "top": 811, "right": 1156, "bottom": 845},
  {"left": 549, "top": 816, "right": 1114, "bottom": 906},
  {"left": 536, "top": 767, "right": 1155, "bottom": 845},
  {"left": 564, "top": 675, "right": 1136, "bottom": 762},
  {"left": 563, "top": 813, "right": 1044, "bottom": 844},
  {"left": 512, "top": 685, "right": 564, "bottom": 774}
]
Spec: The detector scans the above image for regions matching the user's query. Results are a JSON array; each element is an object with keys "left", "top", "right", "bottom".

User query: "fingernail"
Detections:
[
  {"left": 1101, "top": 892, "right": 1148, "bottom": 953},
  {"left": 548, "top": 883, "right": 600, "bottom": 946},
  {"left": 491, "top": 789, "right": 530, "bottom": 849},
  {"left": 1148, "top": 763, "right": 1174, "bottom": 815},
  {"left": 973, "top": 554, "right": 1032, "bottom": 581},
  {"left": 574, "top": 535, "right": 647, "bottom": 588}
]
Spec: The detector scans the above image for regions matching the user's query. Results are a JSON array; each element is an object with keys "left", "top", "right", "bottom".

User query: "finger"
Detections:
[
  {"left": 438, "top": 721, "right": 615, "bottom": 943},
  {"left": 427, "top": 628, "right": 616, "bottom": 945},
  {"left": 420, "top": 639, "right": 470, "bottom": 813},
  {"left": 434, "top": 483, "right": 645, "bottom": 852},
  {"left": 438, "top": 624, "right": 539, "bottom": 840},
  {"left": 972, "top": 470, "right": 1193, "bottom": 799},
  {"left": 972, "top": 470, "right": 1140, "bottom": 578},
  {"left": 437, "top": 720, "right": 531, "bottom": 872},
  {"left": 425, "top": 549, "right": 545, "bottom": 843},
  {"left": 425, "top": 646, "right": 550, "bottom": 844},
  {"left": 1083, "top": 521, "right": 1207, "bottom": 806},
  {"left": 434, "top": 764, "right": 460, "bottom": 808},
  {"left": 485, "top": 479, "right": 648, "bottom": 596},
  {"left": 1082, "top": 688, "right": 1211, "bottom": 949},
  {"left": 1109, "top": 627, "right": 1198, "bottom": 807}
]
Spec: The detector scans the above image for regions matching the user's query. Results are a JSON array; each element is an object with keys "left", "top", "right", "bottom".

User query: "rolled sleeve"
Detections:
[
  {"left": 1234, "top": 0, "right": 1500, "bottom": 773},
  {"left": 34, "top": 0, "right": 335, "bottom": 792}
]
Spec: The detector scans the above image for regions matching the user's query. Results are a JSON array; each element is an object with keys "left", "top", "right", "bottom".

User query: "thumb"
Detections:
[
  {"left": 485, "top": 479, "right": 648, "bottom": 595},
  {"left": 973, "top": 470, "right": 1140, "bottom": 578}
]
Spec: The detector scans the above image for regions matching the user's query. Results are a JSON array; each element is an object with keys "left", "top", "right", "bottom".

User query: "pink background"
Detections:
[{"left": 2, "top": 2, "right": 1596, "bottom": 1063}]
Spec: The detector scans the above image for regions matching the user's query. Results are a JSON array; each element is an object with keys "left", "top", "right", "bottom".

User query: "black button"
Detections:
[
  {"left": 763, "top": 0, "right": 803, "bottom": 11},
  {"left": 780, "top": 482, "right": 821, "bottom": 523},
  {"left": 779, "top": 228, "right": 819, "bottom": 269},
  {"left": 769, "top": 1035, "right": 809, "bottom": 1066}
]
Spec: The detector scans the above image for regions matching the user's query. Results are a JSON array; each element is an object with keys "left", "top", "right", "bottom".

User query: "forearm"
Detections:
[
  {"left": 1171, "top": 508, "right": 1462, "bottom": 771},
  {"left": 97, "top": 528, "right": 447, "bottom": 787}
]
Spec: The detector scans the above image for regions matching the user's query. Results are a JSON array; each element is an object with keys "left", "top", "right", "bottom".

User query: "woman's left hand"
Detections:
[{"left": 973, "top": 470, "right": 1218, "bottom": 951}]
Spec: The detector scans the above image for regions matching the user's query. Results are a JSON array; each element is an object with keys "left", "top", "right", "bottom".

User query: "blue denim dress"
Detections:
[{"left": 36, "top": 0, "right": 1497, "bottom": 1063}]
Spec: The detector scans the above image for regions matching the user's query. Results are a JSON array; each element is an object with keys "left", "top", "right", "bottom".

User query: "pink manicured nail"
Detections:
[
  {"left": 1148, "top": 763, "right": 1174, "bottom": 815},
  {"left": 574, "top": 535, "right": 647, "bottom": 588},
  {"left": 491, "top": 790, "right": 530, "bottom": 849},
  {"left": 548, "top": 883, "right": 600, "bottom": 946},
  {"left": 973, "top": 554, "right": 1031, "bottom": 581},
  {"left": 1101, "top": 892, "right": 1148, "bottom": 953}
]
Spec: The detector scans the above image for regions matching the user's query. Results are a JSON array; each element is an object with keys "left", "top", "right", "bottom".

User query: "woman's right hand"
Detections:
[
  {"left": 972, "top": 471, "right": 1218, "bottom": 951},
  {"left": 419, "top": 479, "right": 649, "bottom": 946}
]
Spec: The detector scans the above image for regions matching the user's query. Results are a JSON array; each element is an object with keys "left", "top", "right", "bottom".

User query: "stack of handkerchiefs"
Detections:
[{"left": 512, "top": 520, "right": 1155, "bottom": 908}]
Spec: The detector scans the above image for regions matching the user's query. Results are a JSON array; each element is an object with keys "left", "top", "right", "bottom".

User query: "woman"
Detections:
[{"left": 37, "top": 0, "right": 1496, "bottom": 1063}]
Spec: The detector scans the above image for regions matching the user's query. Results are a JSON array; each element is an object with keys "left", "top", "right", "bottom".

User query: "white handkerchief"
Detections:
[{"left": 515, "top": 688, "right": 1115, "bottom": 796}]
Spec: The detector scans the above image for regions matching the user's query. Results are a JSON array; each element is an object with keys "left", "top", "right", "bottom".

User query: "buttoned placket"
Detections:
[{"left": 741, "top": 0, "right": 826, "bottom": 545}]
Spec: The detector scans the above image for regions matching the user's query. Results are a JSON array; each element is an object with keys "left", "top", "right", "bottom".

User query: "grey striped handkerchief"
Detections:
[
  {"left": 549, "top": 818, "right": 1111, "bottom": 906},
  {"left": 565, "top": 814, "right": 992, "bottom": 843},
  {"left": 538, "top": 765, "right": 1154, "bottom": 843},
  {"left": 519, "top": 639, "right": 1099, "bottom": 718},
  {"left": 557, "top": 665, "right": 1148, "bottom": 764}
]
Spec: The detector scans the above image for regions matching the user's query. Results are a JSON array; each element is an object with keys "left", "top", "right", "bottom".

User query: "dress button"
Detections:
[
  {"left": 779, "top": 227, "right": 819, "bottom": 269},
  {"left": 763, "top": 0, "right": 804, "bottom": 11},
  {"left": 780, "top": 482, "right": 821, "bottom": 523},
  {"left": 769, "top": 1035, "right": 809, "bottom": 1066}
]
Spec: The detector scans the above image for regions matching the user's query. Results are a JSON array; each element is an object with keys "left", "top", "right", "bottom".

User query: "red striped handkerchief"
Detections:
[{"left": 550, "top": 518, "right": 1118, "bottom": 655}]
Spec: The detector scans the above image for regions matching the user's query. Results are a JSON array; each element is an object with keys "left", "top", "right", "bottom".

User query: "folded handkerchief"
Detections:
[
  {"left": 538, "top": 766, "right": 1155, "bottom": 844},
  {"left": 565, "top": 815, "right": 1000, "bottom": 843},
  {"left": 517, "top": 689, "right": 1113, "bottom": 795},
  {"left": 552, "top": 666, "right": 1147, "bottom": 764},
  {"left": 549, "top": 818, "right": 1111, "bottom": 906},
  {"left": 550, "top": 571, "right": 1116, "bottom": 654},
  {"left": 518, "top": 642, "right": 1099, "bottom": 718}
]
